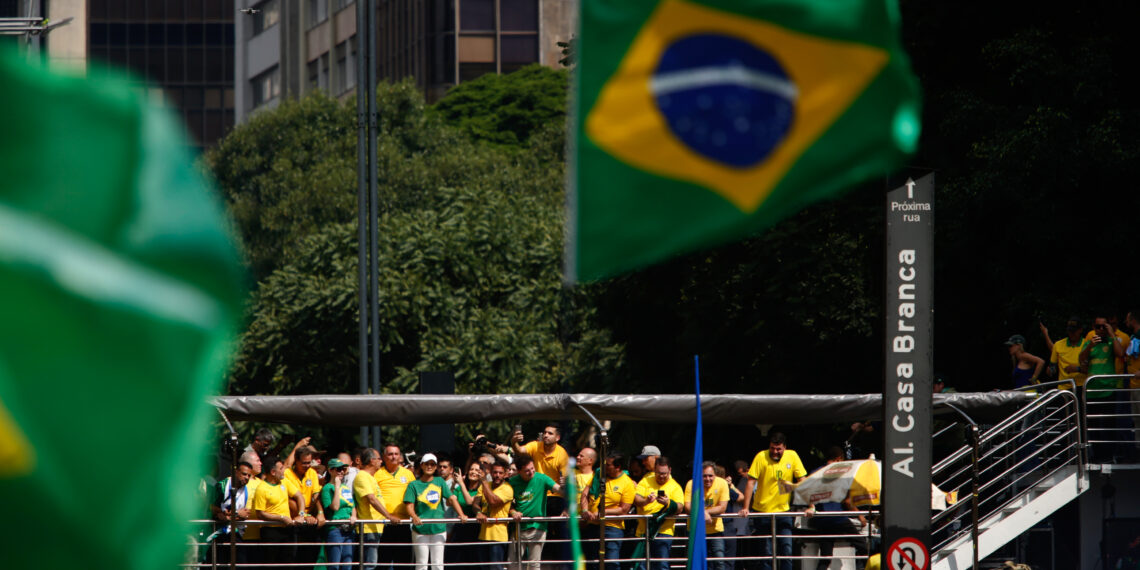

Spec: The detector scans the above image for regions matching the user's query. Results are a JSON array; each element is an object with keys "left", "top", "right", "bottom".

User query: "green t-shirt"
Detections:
[
  {"left": 454, "top": 483, "right": 479, "bottom": 517},
  {"left": 508, "top": 472, "right": 557, "bottom": 530},
  {"left": 403, "top": 477, "right": 453, "bottom": 535},
  {"left": 320, "top": 482, "right": 355, "bottom": 521},
  {"left": 1083, "top": 340, "right": 1119, "bottom": 398}
]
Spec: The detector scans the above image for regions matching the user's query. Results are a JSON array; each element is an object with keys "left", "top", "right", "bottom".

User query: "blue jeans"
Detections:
[
  {"left": 755, "top": 515, "right": 794, "bottom": 570},
  {"left": 635, "top": 536, "right": 672, "bottom": 570},
  {"left": 584, "top": 525, "right": 624, "bottom": 570},
  {"left": 362, "top": 532, "right": 382, "bottom": 570},
  {"left": 326, "top": 525, "right": 356, "bottom": 570},
  {"left": 707, "top": 533, "right": 726, "bottom": 570},
  {"left": 479, "top": 540, "right": 507, "bottom": 570}
]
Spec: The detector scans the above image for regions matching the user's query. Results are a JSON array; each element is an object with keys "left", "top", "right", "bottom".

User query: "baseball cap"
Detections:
[
  {"left": 1004, "top": 334, "right": 1026, "bottom": 346},
  {"left": 420, "top": 453, "right": 438, "bottom": 464},
  {"left": 636, "top": 445, "right": 661, "bottom": 459},
  {"left": 327, "top": 458, "right": 347, "bottom": 469}
]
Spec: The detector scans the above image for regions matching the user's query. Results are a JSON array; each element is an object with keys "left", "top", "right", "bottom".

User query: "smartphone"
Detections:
[{"left": 514, "top": 424, "right": 523, "bottom": 434}]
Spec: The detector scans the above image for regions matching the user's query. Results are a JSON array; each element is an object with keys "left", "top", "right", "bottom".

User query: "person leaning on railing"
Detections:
[
  {"left": 580, "top": 452, "right": 636, "bottom": 570},
  {"left": 1081, "top": 315, "right": 1127, "bottom": 462},
  {"left": 251, "top": 457, "right": 298, "bottom": 568},
  {"left": 474, "top": 458, "right": 514, "bottom": 569},
  {"left": 320, "top": 458, "right": 357, "bottom": 570},
  {"left": 684, "top": 461, "right": 730, "bottom": 570},
  {"left": 404, "top": 453, "right": 467, "bottom": 570}
]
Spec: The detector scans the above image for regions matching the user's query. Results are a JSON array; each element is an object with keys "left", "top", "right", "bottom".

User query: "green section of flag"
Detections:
[
  {"left": 567, "top": 459, "right": 587, "bottom": 570},
  {"left": 569, "top": 0, "right": 920, "bottom": 281},
  {"left": 0, "top": 49, "right": 244, "bottom": 569}
]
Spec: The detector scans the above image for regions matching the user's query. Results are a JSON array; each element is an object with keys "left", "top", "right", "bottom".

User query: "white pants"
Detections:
[
  {"left": 511, "top": 527, "right": 546, "bottom": 570},
  {"left": 411, "top": 531, "right": 446, "bottom": 570}
]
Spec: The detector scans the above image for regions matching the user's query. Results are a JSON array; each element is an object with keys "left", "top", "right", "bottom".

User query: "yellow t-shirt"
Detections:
[
  {"left": 241, "top": 478, "right": 263, "bottom": 540},
  {"left": 477, "top": 482, "right": 514, "bottom": 542},
  {"left": 684, "top": 477, "right": 730, "bottom": 534},
  {"left": 376, "top": 466, "right": 415, "bottom": 518},
  {"left": 575, "top": 471, "right": 594, "bottom": 507},
  {"left": 283, "top": 467, "right": 321, "bottom": 510},
  {"left": 249, "top": 480, "right": 290, "bottom": 539},
  {"left": 747, "top": 449, "right": 806, "bottom": 513},
  {"left": 353, "top": 470, "right": 385, "bottom": 534},
  {"left": 594, "top": 473, "right": 636, "bottom": 530},
  {"left": 634, "top": 476, "right": 684, "bottom": 536},
  {"left": 523, "top": 440, "right": 569, "bottom": 495},
  {"left": 1051, "top": 337, "right": 1087, "bottom": 389}
]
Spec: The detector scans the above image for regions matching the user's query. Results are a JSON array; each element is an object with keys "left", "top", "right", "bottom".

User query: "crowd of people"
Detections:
[
  {"left": 1005, "top": 312, "right": 1140, "bottom": 461},
  {"left": 202, "top": 426, "right": 875, "bottom": 570}
]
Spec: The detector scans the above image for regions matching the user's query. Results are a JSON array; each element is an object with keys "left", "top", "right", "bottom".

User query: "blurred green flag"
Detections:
[
  {"left": 0, "top": 50, "right": 244, "bottom": 568},
  {"left": 568, "top": 0, "right": 921, "bottom": 281}
]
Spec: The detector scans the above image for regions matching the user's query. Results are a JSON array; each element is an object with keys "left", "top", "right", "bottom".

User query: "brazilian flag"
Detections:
[
  {"left": 0, "top": 48, "right": 244, "bottom": 568},
  {"left": 568, "top": 0, "right": 921, "bottom": 281}
]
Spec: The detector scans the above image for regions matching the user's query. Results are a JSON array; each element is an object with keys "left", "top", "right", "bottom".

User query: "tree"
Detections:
[
  {"left": 216, "top": 82, "right": 623, "bottom": 444},
  {"left": 430, "top": 64, "right": 569, "bottom": 148}
]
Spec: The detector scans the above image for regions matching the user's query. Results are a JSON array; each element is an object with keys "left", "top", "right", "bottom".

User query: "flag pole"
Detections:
[{"left": 688, "top": 355, "right": 707, "bottom": 569}]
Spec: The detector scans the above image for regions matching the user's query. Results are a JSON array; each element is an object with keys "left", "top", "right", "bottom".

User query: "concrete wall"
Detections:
[
  {"left": 45, "top": 0, "right": 86, "bottom": 74},
  {"left": 538, "top": 0, "right": 575, "bottom": 69}
]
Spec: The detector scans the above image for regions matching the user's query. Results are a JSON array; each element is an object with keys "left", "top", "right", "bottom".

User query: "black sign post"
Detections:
[{"left": 883, "top": 173, "right": 934, "bottom": 566}]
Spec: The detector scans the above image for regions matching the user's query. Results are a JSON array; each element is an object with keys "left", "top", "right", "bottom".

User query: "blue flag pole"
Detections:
[{"left": 688, "top": 355, "right": 707, "bottom": 569}]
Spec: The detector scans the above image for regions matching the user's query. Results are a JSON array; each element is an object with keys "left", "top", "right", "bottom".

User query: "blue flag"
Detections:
[{"left": 688, "top": 355, "right": 707, "bottom": 569}]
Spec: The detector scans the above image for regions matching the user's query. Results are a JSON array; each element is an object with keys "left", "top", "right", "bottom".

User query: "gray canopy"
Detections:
[{"left": 210, "top": 392, "right": 1030, "bottom": 426}]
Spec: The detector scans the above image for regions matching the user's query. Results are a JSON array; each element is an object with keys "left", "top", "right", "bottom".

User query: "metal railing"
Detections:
[
  {"left": 187, "top": 510, "right": 882, "bottom": 569},
  {"left": 931, "top": 388, "right": 1083, "bottom": 554},
  {"left": 1077, "top": 375, "right": 1140, "bottom": 464}
]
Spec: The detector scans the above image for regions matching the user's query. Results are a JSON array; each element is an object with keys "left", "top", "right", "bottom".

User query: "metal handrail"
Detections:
[
  {"left": 187, "top": 510, "right": 878, "bottom": 569},
  {"left": 930, "top": 388, "right": 1084, "bottom": 557}
]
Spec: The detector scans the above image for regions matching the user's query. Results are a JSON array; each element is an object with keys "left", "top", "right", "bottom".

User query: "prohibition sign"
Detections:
[{"left": 887, "top": 538, "right": 929, "bottom": 570}]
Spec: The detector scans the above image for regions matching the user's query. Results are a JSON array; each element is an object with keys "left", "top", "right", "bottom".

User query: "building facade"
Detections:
[
  {"left": 235, "top": 0, "right": 575, "bottom": 123},
  {"left": 86, "top": 0, "right": 236, "bottom": 149}
]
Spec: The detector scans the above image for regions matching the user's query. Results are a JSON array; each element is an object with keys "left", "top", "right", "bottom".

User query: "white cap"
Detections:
[{"left": 419, "top": 453, "right": 438, "bottom": 464}]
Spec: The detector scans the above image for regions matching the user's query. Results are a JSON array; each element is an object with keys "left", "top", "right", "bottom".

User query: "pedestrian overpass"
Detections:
[{"left": 208, "top": 380, "right": 1139, "bottom": 569}]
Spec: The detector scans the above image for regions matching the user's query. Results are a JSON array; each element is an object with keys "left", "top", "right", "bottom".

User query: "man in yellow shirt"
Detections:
[
  {"left": 1045, "top": 317, "right": 1088, "bottom": 390},
  {"left": 252, "top": 457, "right": 297, "bottom": 568},
  {"left": 740, "top": 432, "right": 806, "bottom": 570},
  {"left": 475, "top": 459, "right": 514, "bottom": 569},
  {"left": 684, "top": 462, "right": 730, "bottom": 570},
  {"left": 376, "top": 444, "right": 415, "bottom": 569},
  {"left": 353, "top": 447, "right": 398, "bottom": 570},
  {"left": 283, "top": 445, "right": 324, "bottom": 565},
  {"left": 580, "top": 452, "right": 636, "bottom": 570},
  {"left": 633, "top": 457, "right": 684, "bottom": 570}
]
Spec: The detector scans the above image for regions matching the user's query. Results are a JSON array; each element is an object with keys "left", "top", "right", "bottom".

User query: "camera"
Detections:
[{"left": 472, "top": 435, "right": 499, "bottom": 455}]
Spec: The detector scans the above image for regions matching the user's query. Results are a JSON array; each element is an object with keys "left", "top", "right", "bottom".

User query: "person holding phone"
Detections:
[
  {"left": 511, "top": 423, "right": 570, "bottom": 566},
  {"left": 1081, "top": 315, "right": 1127, "bottom": 461}
]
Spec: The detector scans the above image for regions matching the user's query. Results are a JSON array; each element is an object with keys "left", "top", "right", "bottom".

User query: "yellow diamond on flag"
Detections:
[
  {"left": 0, "top": 398, "right": 34, "bottom": 478},
  {"left": 585, "top": 0, "right": 890, "bottom": 213}
]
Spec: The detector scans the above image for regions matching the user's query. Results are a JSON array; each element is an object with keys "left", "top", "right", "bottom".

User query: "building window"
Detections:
[
  {"left": 251, "top": 66, "right": 280, "bottom": 107},
  {"left": 308, "top": 53, "right": 330, "bottom": 92},
  {"left": 309, "top": 0, "right": 328, "bottom": 27},
  {"left": 335, "top": 40, "right": 356, "bottom": 94},
  {"left": 252, "top": 0, "right": 279, "bottom": 35},
  {"left": 333, "top": 0, "right": 354, "bottom": 12}
]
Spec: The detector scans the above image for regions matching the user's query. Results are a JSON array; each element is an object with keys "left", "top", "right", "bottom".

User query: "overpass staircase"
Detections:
[{"left": 930, "top": 389, "right": 1089, "bottom": 570}]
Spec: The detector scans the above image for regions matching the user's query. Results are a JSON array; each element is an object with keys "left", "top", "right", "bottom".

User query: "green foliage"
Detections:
[
  {"left": 431, "top": 65, "right": 569, "bottom": 148},
  {"left": 216, "top": 82, "right": 622, "bottom": 448}
]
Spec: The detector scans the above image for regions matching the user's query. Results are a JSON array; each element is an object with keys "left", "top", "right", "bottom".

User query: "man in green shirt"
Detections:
[
  {"left": 1081, "top": 315, "right": 1127, "bottom": 462},
  {"left": 508, "top": 453, "right": 563, "bottom": 569}
]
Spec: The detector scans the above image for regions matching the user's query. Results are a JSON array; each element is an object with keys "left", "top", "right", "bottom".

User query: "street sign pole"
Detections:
[{"left": 883, "top": 173, "right": 935, "bottom": 564}]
